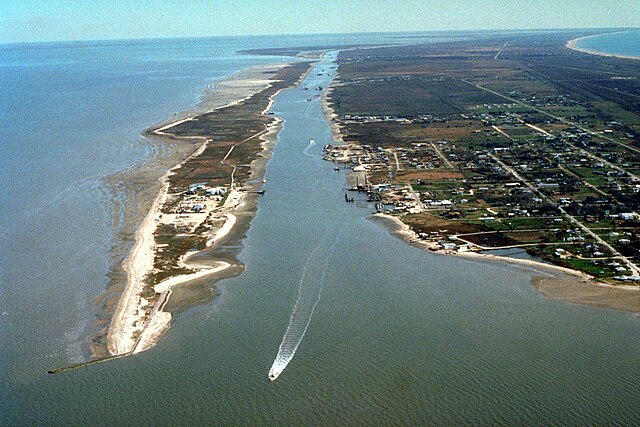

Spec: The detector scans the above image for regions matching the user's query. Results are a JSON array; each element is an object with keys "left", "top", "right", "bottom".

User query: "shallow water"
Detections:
[
  {"left": 4, "top": 33, "right": 640, "bottom": 424},
  {"left": 575, "top": 30, "right": 640, "bottom": 59},
  {"left": 0, "top": 32, "right": 434, "bottom": 378},
  {"left": 0, "top": 36, "right": 300, "bottom": 384}
]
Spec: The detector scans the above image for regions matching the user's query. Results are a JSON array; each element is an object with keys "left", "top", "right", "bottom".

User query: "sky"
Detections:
[{"left": 1, "top": 0, "right": 639, "bottom": 44}]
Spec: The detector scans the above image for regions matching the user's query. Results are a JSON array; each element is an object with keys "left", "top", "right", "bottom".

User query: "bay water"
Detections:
[{"left": 575, "top": 29, "right": 640, "bottom": 58}]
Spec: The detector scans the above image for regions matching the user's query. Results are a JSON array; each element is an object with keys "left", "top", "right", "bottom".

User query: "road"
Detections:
[
  {"left": 488, "top": 153, "right": 639, "bottom": 275},
  {"left": 221, "top": 122, "right": 270, "bottom": 188},
  {"left": 430, "top": 142, "right": 454, "bottom": 168},
  {"left": 466, "top": 80, "right": 640, "bottom": 178},
  {"left": 491, "top": 125, "right": 514, "bottom": 140},
  {"left": 557, "top": 164, "right": 608, "bottom": 197},
  {"left": 494, "top": 41, "right": 510, "bottom": 60},
  {"left": 392, "top": 150, "right": 404, "bottom": 171},
  {"left": 406, "top": 182, "right": 425, "bottom": 211}
]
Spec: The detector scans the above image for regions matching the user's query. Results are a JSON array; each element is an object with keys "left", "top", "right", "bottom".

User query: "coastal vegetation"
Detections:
[
  {"left": 104, "top": 61, "right": 312, "bottom": 357},
  {"left": 100, "top": 29, "right": 640, "bottom": 362},
  {"left": 144, "top": 62, "right": 310, "bottom": 289}
]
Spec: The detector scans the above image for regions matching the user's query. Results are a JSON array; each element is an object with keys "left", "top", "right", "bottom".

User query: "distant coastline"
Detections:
[{"left": 566, "top": 31, "right": 640, "bottom": 60}]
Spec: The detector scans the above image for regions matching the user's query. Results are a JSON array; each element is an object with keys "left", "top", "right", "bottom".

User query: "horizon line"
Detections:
[{"left": 2, "top": 26, "right": 639, "bottom": 47}]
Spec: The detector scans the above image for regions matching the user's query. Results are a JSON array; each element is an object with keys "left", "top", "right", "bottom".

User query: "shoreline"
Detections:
[
  {"left": 321, "top": 77, "right": 344, "bottom": 144},
  {"left": 321, "top": 50, "right": 640, "bottom": 314},
  {"left": 104, "top": 61, "right": 311, "bottom": 357},
  {"left": 128, "top": 88, "right": 292, "bottom": 354},
  {"left": 566, "top": 31, "right": 640, "bottom": 61},
  {"left": 147, "top": 63, "right": 297, "bottom": 134},
  {"left": 373, "top": 212, "right": 640, "bottom": 313}
]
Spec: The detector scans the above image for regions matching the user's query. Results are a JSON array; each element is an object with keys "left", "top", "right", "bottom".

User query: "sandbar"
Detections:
[{"left": 102, "top": 61, "right": 310, "bottom": 357}]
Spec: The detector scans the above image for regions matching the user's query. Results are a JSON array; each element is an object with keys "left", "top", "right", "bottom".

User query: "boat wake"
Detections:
[
  {"left": 268, "top": 220, "right": 344, "bottom": 381},
  {"left": 302, "top": 139, "right": 321, "bottom": 159}
]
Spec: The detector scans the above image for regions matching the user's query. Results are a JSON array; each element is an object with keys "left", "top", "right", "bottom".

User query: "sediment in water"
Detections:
[{"left": 92, "top": 62, "right": 313, "bottom": 359}]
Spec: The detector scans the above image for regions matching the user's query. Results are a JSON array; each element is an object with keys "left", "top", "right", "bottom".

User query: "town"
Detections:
[{"left": 326, "top": 34, "right": 640, "bottom": 283}]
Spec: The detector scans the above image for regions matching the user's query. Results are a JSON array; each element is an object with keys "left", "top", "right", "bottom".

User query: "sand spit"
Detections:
[
  {"left": 533, "top": 276, "right": 640, "bottom": 313},
  {"left": 320, "top": 62, "right": 346, "bottom": 145},
  {"left": 149, "top": 63, "right": 295, "bottom": 132},
  {"left": 105, "top": 62, "right": 307, "bottom": 357},
  {"left": 566, "top": 32, "right": 640, "bottom": 61},
  {"left": 321, "top": 86, "right": 345, "bottom": 145}
]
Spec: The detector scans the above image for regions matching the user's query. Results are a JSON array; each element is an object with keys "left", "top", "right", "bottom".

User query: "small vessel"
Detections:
[{"left": 333, "top": 166, "right": 340, "bottom": 171}]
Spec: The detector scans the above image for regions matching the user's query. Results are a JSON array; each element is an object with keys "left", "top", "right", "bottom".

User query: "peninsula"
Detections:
[{"left": 314, "top": 32, "right": 640, "bottom": 303}]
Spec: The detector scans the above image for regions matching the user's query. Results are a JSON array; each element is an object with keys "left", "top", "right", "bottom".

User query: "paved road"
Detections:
[
  {"left": 430, "top": 142, "right": 454, "bottom": 168},
  {"left": 467, "top": 80, "right": 640, "bottom": 180},
  {"left": 489, "top": 153, "right": 639, "bottom": 275}
]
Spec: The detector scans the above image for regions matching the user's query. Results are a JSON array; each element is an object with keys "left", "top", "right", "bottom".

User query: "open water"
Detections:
[
  {"left": 4, "top": 32, "right": 640, "bottom": 425},
  {"left": 575, "top": 29, "right": 640, "bottom": 58}
]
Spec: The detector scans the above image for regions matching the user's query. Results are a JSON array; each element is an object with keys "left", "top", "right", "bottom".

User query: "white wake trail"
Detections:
[
  {"left": 268, "top": 221, "right": 344, "bottom": 381},
  {"left": 302, "top": 139, "right": 321, "bottom": 159}
]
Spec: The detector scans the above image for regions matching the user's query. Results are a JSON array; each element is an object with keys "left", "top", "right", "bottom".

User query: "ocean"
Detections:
[
  {"left": 575, "top": 29, "right": 640, "bottom": 58},
  {"left": 4, "top": 31, "right": 640, "bottom": 424}
]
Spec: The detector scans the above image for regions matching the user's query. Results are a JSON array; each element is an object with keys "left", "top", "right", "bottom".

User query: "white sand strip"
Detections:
[
  {"left": 107, "top": 61, "right": 306, "bottom": 356},
  {"left": 153, "top": 262, "right": 231, "bottom": 294},
  {"left": 566, "top": 32, "right": 640, "bottom": 61}
]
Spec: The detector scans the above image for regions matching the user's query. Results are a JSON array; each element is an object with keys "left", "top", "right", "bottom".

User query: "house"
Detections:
[{"left": 206, "top": 187, "right": 227, "bottom": 196}]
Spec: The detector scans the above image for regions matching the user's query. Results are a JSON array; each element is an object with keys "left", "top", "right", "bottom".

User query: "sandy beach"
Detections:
[
  {"left": 566, "top": 32, "right": 640, "bottom": 60},
  {"left": 321, "top": 85, "right": 345, "bottom": 144},
  {"left": 104, "top": 62, "right": 309, "bottom": 357},
  {"left": 148, "top": 63, "right": 295, "bottom": 132}
]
